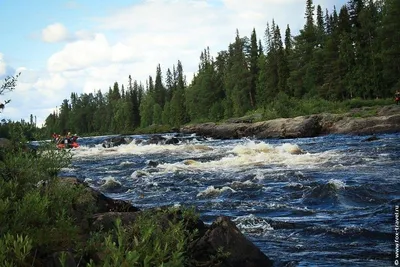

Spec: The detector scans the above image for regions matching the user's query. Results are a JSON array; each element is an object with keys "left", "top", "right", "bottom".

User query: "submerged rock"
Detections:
[{"left": 362, "top": 135, "right": 380, "bottom": 142}]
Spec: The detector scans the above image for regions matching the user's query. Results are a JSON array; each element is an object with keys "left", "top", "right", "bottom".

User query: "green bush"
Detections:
[
  {"left": 0, "top": 125, "right": 201, "bottom": 266},
  {"left": 0, "top": 233, "right": 33, "bottom": 267},
  {"left": 86, "top": 207, "right": 198, "bottom": 267},
  {"left": 0, "top": 131, "right": 80, "bottom": 259},
  {"left": 272, "top": 92, "right": 295, "bottom": 118}
]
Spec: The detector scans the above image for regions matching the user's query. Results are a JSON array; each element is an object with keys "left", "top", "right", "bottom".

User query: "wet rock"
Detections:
[
  {"left": 60, "top": 177, "right": 139, "bottom": 213},
  {"left": 147, "top": 160, "right": 159, "bottom": 167},
  {"left": 362, "top": 135, "right": 380, "bottom": 142},
  {"left": 165, "top": 137, "right": 180, "bottom": 144},
  {"left": 102, "top": 135, "right": 133, "bottom": 148},
  {"left": 190, "top": 216, "right": 273, "bottom": 267},
  {"left": 147, "top": 134, "right": 166, "bottom": 144},
  {"left": 143, "top": 134, "right": 206, "bottom": 145}
]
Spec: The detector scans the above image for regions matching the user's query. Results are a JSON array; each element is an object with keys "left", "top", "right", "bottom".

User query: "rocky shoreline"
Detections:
[
  {"left": 45, "top": 178, "right": 274, "bottom": 267},
  {"left": 180, "top": 105, "right": 400, "bottom": 139}
]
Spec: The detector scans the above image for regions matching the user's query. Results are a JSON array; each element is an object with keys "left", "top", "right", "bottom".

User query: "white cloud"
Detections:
[
  {"left": 41, "top": 23, "right": 96, "bottom": 44},
  {"left": 47, "top": 34, "right": 111, "bottom": 72},
  {"left": 41, "top": 23, "right": 69, "bottom": 43}
]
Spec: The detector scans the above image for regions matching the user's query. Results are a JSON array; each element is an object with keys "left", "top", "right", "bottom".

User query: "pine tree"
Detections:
[
  {"left": 288, "top": 0, "right": 318, "bottom": 98},
  {"left": 380, "top": 0, "right": 400, "bottom": 93},
  {"left": 170, "top": 60, "right": 187, "bottom": 127},
  {"left": 249, "top": 28, "right": 259, "bottom": 108},
  {"left": 128, "top": 75, "right": 140, "bottom": 128},
  {"left": 274, "top": 25, "right": 289, "bottom": 95},
  {"left": 226, "top": 29, "right": 251, "bottom": 116},
  {"left": 154, "top": 64, "right": 166, "bottom": 108},
  {"left": 263, "top": 22, "right": 279, "bottom": 102}
]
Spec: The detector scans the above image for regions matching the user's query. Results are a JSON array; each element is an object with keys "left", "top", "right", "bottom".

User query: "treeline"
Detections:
[{"left": 44, "top": 0, "right": 400, "bottom": 136}]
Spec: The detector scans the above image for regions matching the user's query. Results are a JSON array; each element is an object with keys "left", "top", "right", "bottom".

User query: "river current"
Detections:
[{"left": 59, "top": 133, "right": 400, "bottom": 267}]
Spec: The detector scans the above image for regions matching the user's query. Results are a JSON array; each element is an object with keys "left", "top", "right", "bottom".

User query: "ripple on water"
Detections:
[{"left": 63, "top": 133, "right": 400, "bottom": 266}]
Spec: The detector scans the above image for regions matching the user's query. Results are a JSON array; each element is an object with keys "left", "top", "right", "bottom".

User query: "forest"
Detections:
[{"left": 42, "top": 0, "right": 399, "bottom": 137}]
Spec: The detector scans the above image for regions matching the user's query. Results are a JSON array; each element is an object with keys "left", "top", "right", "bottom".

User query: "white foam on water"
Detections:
[
  {"left": 119, "top": 160, "right": 134, "bottom": 166},
  {"left": 230, "top": 180, "right": 263, "bottom": 190},
  {"left": 84, "top": 177, "right": 93, "bottom": 183},
  {"left": 130, "top": 170, "right": 151, "bottom": 178},
  {"left": 70, "top": 139, "right": 341, "bottom": 179},
  {"left": 60, "top": 167, "right": 76, "bottom": 172},
  {"left": 156, "top": 140, "right": 338, "bottom": 173},
  {"left": 100, "top": 176, "right": 122, "bottom": 190},
  {"left": 196, "top": 185, "right": 236, "bottom": 198},
  {"left": 233, "top": 214, "right": 274, "bottom": 235},
  {"left": 71, "top": 141, "right": 215, "bottom": 159},
  {"left": 327, "top": 179, "right": 346, "bottom": 189}
]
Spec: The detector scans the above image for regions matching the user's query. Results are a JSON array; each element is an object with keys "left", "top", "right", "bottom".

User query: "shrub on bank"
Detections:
[
  {"left": 0, "top": 130, "right": 198, "bottom": 266},
  {"left": 251, "top": 97, "right": 394, "bottom": 122}
]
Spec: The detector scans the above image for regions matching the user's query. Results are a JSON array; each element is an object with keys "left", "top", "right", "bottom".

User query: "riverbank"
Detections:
[
  {"left": 180, "top": 105, "right": 400, "bottom": 139},
  {"left": 39, "top": 177, "right": 274, "bottom": 267}
]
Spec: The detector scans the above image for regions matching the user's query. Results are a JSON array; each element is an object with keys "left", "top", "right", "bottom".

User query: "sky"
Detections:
[{"left": 0, "top": 0, "right": 347, "bottom": 127}]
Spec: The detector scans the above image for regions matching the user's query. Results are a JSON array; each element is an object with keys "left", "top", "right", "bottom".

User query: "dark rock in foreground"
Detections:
[{"left": 189, "top": 216, "right": 273, "bottom": 267}]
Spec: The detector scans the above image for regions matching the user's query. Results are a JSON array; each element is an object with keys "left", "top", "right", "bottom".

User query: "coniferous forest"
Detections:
[{"left": 44, "top": 0, "right": 400, "bottom": 136}]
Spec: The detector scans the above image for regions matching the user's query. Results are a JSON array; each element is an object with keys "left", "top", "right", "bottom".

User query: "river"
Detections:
[{"left": 59, "top": 133, "right": 400, "bottom": 267}]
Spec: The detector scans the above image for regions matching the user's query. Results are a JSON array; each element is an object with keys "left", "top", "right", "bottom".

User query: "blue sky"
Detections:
[{"left": 0, "top": 0, "right": 347, "bottom": 127}]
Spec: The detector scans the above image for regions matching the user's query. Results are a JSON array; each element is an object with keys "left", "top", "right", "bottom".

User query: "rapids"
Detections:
[{"left": 60, "top": 133, "right": 400, "bottom": 266}]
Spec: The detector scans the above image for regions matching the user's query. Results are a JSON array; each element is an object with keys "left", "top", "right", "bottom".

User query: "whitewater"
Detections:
[{"left": 60, "top": 133, "right": 400, "bottom": 266}]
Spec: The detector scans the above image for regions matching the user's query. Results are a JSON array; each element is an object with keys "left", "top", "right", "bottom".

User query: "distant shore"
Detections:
[{"left": 180, "top": 105, "right": 400, "bottom": 139}]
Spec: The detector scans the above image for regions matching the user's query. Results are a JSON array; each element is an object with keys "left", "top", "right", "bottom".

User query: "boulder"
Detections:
[
  {"left": 180, "top": 123, "right": 249, "bottom": 139},
  {"left": 102, "top": 136, "right": 133, "bottom": 148},
  {"left": 60, "top": 177, "right": 139, "bottom": 213},
  {"left": 146, "top": 134, "right": 166, "bottom": 144},
  {"left": 246, "top": 115, "right": 322, "bottom": 139},
  {"left": 189, "top": 216, "right": 273, "bottom": 267},
  {"left": 329, "top": 114, "right": 400, "bottom": 135}
]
